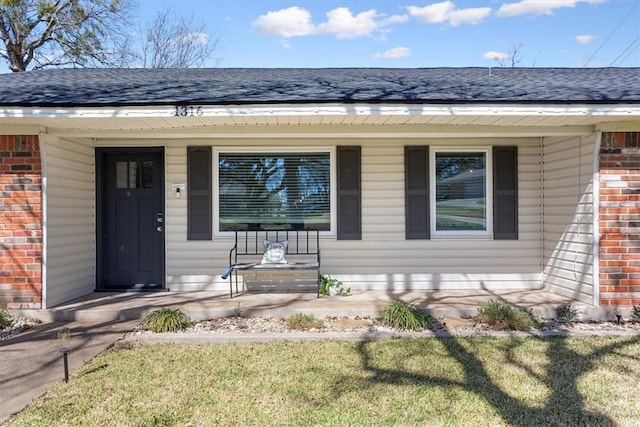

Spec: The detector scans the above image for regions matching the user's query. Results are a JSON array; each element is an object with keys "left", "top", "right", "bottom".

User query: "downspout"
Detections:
[
  {"left": 592, "top": 132, "right": 602, "bottom": 307},
  {"left": 38, "top": 132, "right": 48, "bottom": 309},
  {"left": 574, "top": 137, "right": 582, "bottom": 283},
  {"left": 540, "top": 136, "right": 545, "bottom": 289}
]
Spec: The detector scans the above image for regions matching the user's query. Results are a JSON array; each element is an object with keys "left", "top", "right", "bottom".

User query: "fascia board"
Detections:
[{"left": 2, "top": 103, "right": 640, "bottom": 119}]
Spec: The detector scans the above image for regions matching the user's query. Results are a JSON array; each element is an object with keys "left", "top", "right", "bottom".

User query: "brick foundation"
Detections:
[
  {"left": 599, "top": 132, "right": 640, "bottom": 306},
  {"left": 0, "top": 135, "right": 42, "bottom": 309}
]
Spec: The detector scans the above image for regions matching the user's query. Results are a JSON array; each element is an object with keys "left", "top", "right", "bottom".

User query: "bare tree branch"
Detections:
[
  {"left": 509, "top": 42, "right": 523, "bottom": 68},
  {"left": 495, "top": 42, "right": 524, "bottom": 68},
  {"left": 0, "top": 0, "right": 134, "bottom": 72},
  {"left": 140, "top": 8, "right": 219, "bottom": 69}
]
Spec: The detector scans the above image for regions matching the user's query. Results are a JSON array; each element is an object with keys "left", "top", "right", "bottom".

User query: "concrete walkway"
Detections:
[
  {"left": 0, "top": 289, "right": 613, "bottom": 423},
  {"left": 0, "top": 317, "right": 139, "bottom": 424}
]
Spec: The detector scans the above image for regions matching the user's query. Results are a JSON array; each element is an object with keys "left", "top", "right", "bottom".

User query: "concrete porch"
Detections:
[{"left": 22, "top": 289, "right": 618, "bottom": 324}]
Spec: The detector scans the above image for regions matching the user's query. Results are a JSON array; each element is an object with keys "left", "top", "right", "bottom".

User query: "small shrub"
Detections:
[
  {"left": 0, "top": 308, "right": 11, "bottom": 329},
  {"left": 632, "top": 305, "right": 640, "bottom": 321},
  {"left": 234, "top": 304, "right": 243, "bottom": 319},
  {"left": 143, "top": 308, "right": 192, "bottom": 333},
  {"left": 381, "top": 298, "right": 430, "bottom": 331},
  {"left": 476, "top": 300, "right": 538, "bottom": 331},
  {"left": 319, "top": 275, "right": 350, "bottom": 296},
  {"left": 556, "top": 303, "right": 578, "bottom": 323},
  {"left": 286, "top": 313, "right": 324, "bottom": 330}
]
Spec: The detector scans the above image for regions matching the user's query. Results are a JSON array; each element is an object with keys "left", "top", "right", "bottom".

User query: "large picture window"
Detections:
[
  {"left": 217, "top": 151, "right": 331, "bottom": 232},
  {"left": 430, "top": 148, "right": 492, "bottom": 237}
]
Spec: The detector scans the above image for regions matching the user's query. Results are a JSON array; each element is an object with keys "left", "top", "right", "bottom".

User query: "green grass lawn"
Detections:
[{"left": 7, "top": 336, "right": 640, "bottom": 426}]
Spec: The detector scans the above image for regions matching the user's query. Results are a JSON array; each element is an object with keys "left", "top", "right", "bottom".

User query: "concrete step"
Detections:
[{"left": 16, "top": 289, "right": 629, "bottom": 324}]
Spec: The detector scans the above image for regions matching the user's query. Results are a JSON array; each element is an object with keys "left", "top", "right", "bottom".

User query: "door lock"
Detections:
[{"left": 156, "top": 213, "right": 163, "bottom": 223}]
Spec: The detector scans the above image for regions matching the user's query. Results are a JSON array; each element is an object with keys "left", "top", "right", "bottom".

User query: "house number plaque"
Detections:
[{"left": 174, "top": 105, "right": 204, "bottom": 117}]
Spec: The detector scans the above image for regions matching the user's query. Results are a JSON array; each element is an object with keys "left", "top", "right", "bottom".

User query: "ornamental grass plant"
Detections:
[
  {"left": 381, "top": 298, "right": 430, "bottom": 331},
  {"left": 476, "top": 300, "right": 538, "bottom": 331},
  {"left": 286, "top": 313, "right": 324, "bottom": 330},
  {"left": 556, "top": 303, "right": 579, "bottom": 323},
  {"left": 0, "top": 308, "right": 11, "bottom": 329},
  {"left": 143, "top": 307, "right": 192, "bottom": 333}
]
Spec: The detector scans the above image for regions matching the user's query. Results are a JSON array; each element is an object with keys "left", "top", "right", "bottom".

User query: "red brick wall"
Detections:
[
  {"left": 599, "top": 132, "right": 640, "bottom": 306},
  {"left": 0, "top": 135, "right": 42, "bottom": 309}
]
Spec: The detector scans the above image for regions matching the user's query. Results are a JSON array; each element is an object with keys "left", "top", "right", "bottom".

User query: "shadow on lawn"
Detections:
[{"left": 347, "top": 324, "right": 640, "bottom": 426}]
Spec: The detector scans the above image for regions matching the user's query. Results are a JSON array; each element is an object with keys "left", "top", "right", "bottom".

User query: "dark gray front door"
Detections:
[{"left": 97, "top": 148, "right": 165, "bottom": 290}]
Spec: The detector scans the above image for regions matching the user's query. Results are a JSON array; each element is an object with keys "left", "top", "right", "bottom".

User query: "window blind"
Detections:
[{"left": 218, "top": 152, "right": 330, "bottom": 231}]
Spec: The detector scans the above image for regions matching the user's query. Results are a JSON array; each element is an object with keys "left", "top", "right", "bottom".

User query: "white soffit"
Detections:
[{"left": 1, "top": 103, "right": 640, "bottom": 138}]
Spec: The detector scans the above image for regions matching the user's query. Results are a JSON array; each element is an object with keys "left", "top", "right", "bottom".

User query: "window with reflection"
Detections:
[
  {"left": 217, "top": 151, "right": 331, "bottom": 231},
  {"left": 431, "top": 149, "right": 491, "bottom": 237},
  {"left": 116, "top": 161, "right": 154, "bottom": 189}
]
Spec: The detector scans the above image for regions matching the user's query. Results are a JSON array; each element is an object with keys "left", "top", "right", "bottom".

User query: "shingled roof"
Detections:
[{"left": 0, "top": 67, "right": 639, "bottom": 107}]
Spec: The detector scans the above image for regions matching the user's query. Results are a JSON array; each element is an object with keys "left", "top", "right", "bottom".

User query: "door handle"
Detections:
[{"left": 156, "top": 226, "right": 163, "bottom": 232}]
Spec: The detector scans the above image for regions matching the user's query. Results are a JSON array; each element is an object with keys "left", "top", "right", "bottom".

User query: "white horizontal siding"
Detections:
[
  {"left": 42, "top": 135, "right": 95, "bottom": 307},
  {"left": 362, "top": 145, "right": 404, "bottom": 240},
  {"left": 35, "top": 129, "right": 607, "bottom": 304},
  {"left": 542, "top": 134, "right": 597, "bottom": 303},
  {"left": 165, "top": 141, "right": 223, "bottom": 290},
  {"left": 154, "top": 136, "right": 545, "bottom": 292}
]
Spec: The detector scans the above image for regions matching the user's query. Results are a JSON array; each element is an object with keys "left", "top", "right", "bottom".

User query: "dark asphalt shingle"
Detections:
[{"left": 0, "top": 67, "right": 639, "bottom": 107}]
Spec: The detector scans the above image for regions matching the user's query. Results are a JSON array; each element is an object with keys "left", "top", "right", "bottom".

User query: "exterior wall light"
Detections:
[{"left": 171, "top": 183, "right": 186, "bottom": 198}]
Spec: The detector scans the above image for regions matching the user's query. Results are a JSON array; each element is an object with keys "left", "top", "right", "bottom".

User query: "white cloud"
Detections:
[
  {"left": 483, "top": 50, "right": 509, "bottom": 61},
  {"left": 407, "top": 1, "right": 454, "bottom": 24},
  {"left": 374, "top": 46, "right": 412, "bottom": 59},
  {"left": 575, "top": 34, "right": 596, "bottom": 44},
  {"left": 382, "top": 14, "right": 410, "bottom": 25},
  {"left": 449, "top": 7, "right": 492, "bottom": 26},
  {"left": 252, "top": 6, "right": 315, "bottom": 37},
  {"left": 497, "top": 0, "right": 604, "bottom": 17},
  {"left": 375, "top": 14, "right": 410, "bottom": 41},
  {"left": 253, "top": 7, "right": 407, "bottom": 39},
  {"left": 316, "top": 7, "right": 378, "bottom": 39},
  {"left": 407, "top": 1, "right": 491, "bottom": 26}
]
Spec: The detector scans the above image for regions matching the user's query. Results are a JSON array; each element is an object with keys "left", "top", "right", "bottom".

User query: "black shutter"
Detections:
[
  {"left": 187, "top": 146, "right": 212, "bottom": 240},
  {"left": 493, "top": 146, "right": 518, "bottom": 240},
  {"left": 337, "top": 146, "right": 361, "bottom": 240},
  {"left": 405, "top": 146, "right": 430, "bottom": 239}
]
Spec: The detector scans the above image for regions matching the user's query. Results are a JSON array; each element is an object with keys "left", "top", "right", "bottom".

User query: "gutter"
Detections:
[
  {"left": 592, "top": 132, "right": 602, "bottom": 307},
  {"left": 1, "top": 103, "right": 640, "bottom": 120},
  {"left": 2, "top": 98, "right": 640, "bottom": 108}
]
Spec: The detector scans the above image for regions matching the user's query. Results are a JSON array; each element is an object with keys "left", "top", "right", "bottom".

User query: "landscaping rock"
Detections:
[
  {"left": 0, "top": 314, "right": 42, "bottom": 341},
  {"left": 124, "top": 315, "right": 640, "bottom": 339}
]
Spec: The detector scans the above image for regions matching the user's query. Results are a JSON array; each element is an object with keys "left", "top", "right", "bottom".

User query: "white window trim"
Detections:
[
  {"left": 429, "top": 147, "right": 493, "bottom": 239},
  {"left": 213, "top": 147, "right": 336, "bottom": 237}
]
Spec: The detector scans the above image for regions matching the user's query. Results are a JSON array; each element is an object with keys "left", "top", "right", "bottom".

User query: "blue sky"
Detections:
[{"left": 135, "top": 0, "right": 640, "bottom": 68}]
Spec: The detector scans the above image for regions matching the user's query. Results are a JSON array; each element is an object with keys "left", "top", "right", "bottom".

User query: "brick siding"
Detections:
[
  {"left": 0, "top": 135, "right": 42, "bottom": 309},
  {"left": 599, "top": 132, "right": 640, "bottom": 306}
]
